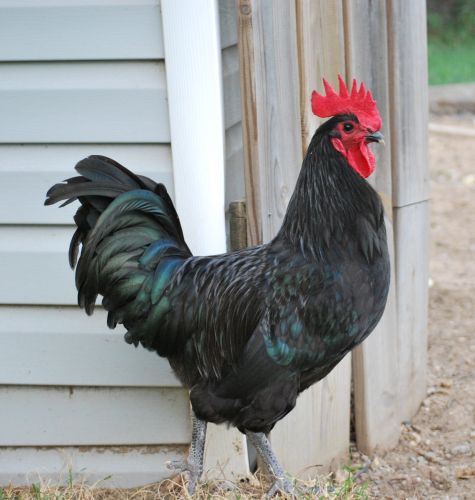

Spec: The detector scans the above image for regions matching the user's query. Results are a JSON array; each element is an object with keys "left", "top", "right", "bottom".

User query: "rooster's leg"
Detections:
[
  {"left": 167, "top": 413, "right": 207, "bottom": 494},
  {"left": 246, "top": 431, "right": 295, "bottom": 498}
]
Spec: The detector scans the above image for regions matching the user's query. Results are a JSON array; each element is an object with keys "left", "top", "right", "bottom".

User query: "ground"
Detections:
[
  {"left": 2, "top": 116, "right": 474, "bottom": 499},
  {"left": 359, "top": 114, "right": 475, "bottom": 499}
]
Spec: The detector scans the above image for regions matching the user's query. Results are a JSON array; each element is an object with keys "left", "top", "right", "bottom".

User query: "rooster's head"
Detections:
[{"left": 311, "top": 75, "right": 383, "bottom": 178}]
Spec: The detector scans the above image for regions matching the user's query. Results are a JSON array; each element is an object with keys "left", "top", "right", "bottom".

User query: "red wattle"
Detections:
[{"left": 330, "top": 137, "right": 375, "bottom": 179}]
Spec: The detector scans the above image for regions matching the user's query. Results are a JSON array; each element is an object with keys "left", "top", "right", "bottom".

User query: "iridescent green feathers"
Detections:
[{"left": 45, "top": 156, "right": 191, "bottom": 356}]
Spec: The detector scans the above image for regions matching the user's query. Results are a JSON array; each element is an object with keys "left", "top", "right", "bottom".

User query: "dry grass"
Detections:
[{"left": 0, "top": 468, "right": 369, "bottom": 499}]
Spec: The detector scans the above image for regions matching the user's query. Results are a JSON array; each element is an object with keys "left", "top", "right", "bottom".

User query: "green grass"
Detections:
[{"left": 428, "top": 39, "right": 475, "bottom": 85}]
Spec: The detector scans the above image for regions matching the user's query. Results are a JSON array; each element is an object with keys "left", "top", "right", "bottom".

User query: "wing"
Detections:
[{"left": 152, "top": 246, "right": 269, "bottom": 385}]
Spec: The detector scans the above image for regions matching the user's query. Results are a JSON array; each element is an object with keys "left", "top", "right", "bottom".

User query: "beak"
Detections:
[{"left": 365, "top": 131, "right": 385, "bottom": 146}]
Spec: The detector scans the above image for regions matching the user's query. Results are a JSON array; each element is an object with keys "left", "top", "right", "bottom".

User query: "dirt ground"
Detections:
[{"left": 355, "top": 115, "right": 475, "bottom": 499}]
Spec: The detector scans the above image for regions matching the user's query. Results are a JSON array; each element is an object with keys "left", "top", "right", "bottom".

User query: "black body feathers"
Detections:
[{"left": 46, "top": 116, "right": 390, "bottom": 434}]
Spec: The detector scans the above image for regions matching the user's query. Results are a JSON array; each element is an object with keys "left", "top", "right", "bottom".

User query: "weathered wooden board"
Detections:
[
  {"left": 387, "top": 0, "right": 430, "bottom": 207},
  {"left": 296, "top": 0, "right": 346, "bottom": 153},
  {"left": 273, "top": 356, "right": 351, "bottom": 477},
  {"left": 343, "top": 0, "right": 402, "bottom": 454},
  {"left": 239, "top": 0, "right": 351, "bottom": 472},
  {"left": 352, "top": 217, "right": 400, "bottom": 453},
  {"left": 0, "top": 62, "right": 170, "bottom": 143},
  {"left": 0, "top": 144, "right": 173, "bottom": 225},
  {"left": 274, "top": 0, "right": 351, "bottom": 471},
  {"left": 0, "top": 386, "right": 191, "bottom": 446},
  {"left": 238, "top": 0, "right": 302, "bottom": 245},
  {"left": 393, "top": 201, "right": 429, "bottom": 420},
  {"left": 343, "top": 0, "right": 393, "bottom": 201},
  {"left": 0, "top": 1, "right": 164, "bottom": 62},
  {"left": 0, "top": 445, "right": 187, "bottom": 488},
  {"left": 0, "top": 306, "right": 180, "bottom": 387},
  {"left": 204, "top": 424, "right": 250, "bottom": 481}
]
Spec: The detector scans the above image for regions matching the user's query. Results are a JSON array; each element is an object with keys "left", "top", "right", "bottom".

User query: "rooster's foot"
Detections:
[
  {"left": 265, "top": 475, "right": 296, "bottom": 498},
  {"left": 166, "top": 413, "right": 207, "bottom": 495},
  {"left": 166, "top": 458, "right": 203, "bottom": 494}
]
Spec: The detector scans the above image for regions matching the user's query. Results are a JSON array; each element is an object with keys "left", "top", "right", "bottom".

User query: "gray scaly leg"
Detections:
[
  {"left": 167, "top": 413, "right": 207, "bottom": 494},
  {"left": 246, "top": 431, "right": 295, "bottom": 498}
]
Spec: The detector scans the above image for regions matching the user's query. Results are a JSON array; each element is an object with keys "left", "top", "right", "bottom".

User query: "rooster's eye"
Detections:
[{"left": 343, "top": 122, "right": 354, "bottom": 133}]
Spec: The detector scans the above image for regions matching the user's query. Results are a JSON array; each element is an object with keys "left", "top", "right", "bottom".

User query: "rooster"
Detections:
[{"left": 45, "top": 76, "right": 389, "bottom": 497}]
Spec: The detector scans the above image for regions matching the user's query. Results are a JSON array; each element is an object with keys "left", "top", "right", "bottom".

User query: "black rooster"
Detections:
[{"left": 45, "top": 76, "right": 389, "bottom": 497}]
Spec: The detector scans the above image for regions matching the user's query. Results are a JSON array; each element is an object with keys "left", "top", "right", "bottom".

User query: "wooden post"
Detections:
[
  {"left": 239, "top": 0, "right": 351, "bottom": 476},
  {"left": 387, "top": 0, "right": 430, "bottom": 420},
  {"left": 271, "top": 0, "right": 351, "bottom": 476},
  {"left": 238, "top": 0, "right": 302, "bottom": 245},
  {"left": 229, "top": 201, "right": 248, "bottom": 251},
  {"left": 343, "top": 0, "right": 401, "bottom": 453}
]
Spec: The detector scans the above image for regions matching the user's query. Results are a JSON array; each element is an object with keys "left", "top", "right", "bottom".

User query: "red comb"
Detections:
[{"left": 311, "top": 75, "right": 381, "bottom": 131}]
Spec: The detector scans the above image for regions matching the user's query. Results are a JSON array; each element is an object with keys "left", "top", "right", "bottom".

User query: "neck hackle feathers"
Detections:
[{"left": 311, "top": 75, "right": 381, "bottom": 132}]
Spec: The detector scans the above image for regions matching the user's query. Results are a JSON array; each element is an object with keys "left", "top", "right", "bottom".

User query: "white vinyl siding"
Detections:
[
  {"left": 0, "top": 0, "right": 187, "bottom": 484},
  {"left": 0, "top": 144, "right": 173, "bottom": 225},
  {"left": 0, "top": 307, "right": 179, "bottom": 387},
  {"left": 0, "top": 1, "right": 165, "bottom": 61},
  {"left": 220, "top": 0, "right": 246, "bottom": 244},
  {"left": 0, "top": 0, "right": 243, "bottom": 486}
]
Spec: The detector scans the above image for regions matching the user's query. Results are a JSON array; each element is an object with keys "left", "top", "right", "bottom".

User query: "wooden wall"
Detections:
[{"left": 238, "top": 0, "right": 429, "bottom": 473}]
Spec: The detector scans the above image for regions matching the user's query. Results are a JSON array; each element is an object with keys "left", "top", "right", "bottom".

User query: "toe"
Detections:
[
  {"left": 166, "top": 459, "right": 187, "bottom": 472},
  {"left": 266, "top": 476, "right": 296, "bottom": 498}
]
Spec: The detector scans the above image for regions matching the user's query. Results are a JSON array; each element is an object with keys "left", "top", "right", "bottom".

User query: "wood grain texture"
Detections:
[
  {"left": 275, "top": 0, "right": 351, "bottom": 471},
  {"left": 0, "top": 144, "right": 173, "bottom": 225},
  {"left": 238, "top": 0, "right": 262, "bottom": 246},
  {"left": 0, "top": 445, "right": 188, "bottom": 488},
  {"left": 0, "top": 386, "right": 191, "bottom": 446},
  {"left": 343, "top": 0, "right": 401, "bottom": 453},
  {"left": 237, "top": 0, "right": 302, "bottom": 245},
  {"left": 393, "top": 201, "right": 429, "bottom": 420},
  {"left": 387, "top": 0, "right": 430, "bottom": 207},
  {"left": 204, "top": 424, "right": 250, "bottom": 481},
  {"left": 239, "top": 0, "right": 352, "bottom": 472},
  {"left": 0, "top": 62, "right": 170, "bottom": 143},
  {"left": 343, "top": 0, "right": 393, "bottom": 203},
  {"left": 0, "top": 306, "right": 180, "bottom": 387},
  {"left": 273, "top": 356, "right": 351, "bottom": 476},
  {"left": 352, "top": 217, "right": 400, "bottom": 453},
  {"left": 0, "top": 1, "right": 164, "bottom": 61},
  {"left": 296, "top": 0, "right": 346, "bottom": 153}
]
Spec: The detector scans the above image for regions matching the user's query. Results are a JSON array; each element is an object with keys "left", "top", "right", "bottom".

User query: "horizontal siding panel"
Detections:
[
  {"left": 0, "top": 386, "right": 191, "bottom": 446},
  {"left": 0, "top": 445, "right": 187, "bottom": 488},
  {"left": 0, "top": 226, "right": 91, "bottom": 305},
  {"left": 0, "top": 144, "right": 174, "bottom": 224},
  {"left": 0, "top": 306, "right": 181, "bottom": 387},
  {"left": 225, "top": 122, "right": 245, "bottom": 205},
  {"left": 222, "top": 45, "right": 242, "bottom": 129},
  {"left": 219, "top": 0, "right": 238, "bottom": 48},
  {"left": 0, "top": 62, "right": 169, "bottom": 143},
  {"left": 0, "top": 2, "right": 164, "bottom": 62}
]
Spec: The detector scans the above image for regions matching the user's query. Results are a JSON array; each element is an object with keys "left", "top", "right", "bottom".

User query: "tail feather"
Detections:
[{"left": 45, "top": 155, "right": 192, "bottom": 354}]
